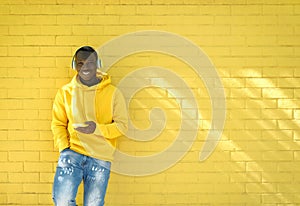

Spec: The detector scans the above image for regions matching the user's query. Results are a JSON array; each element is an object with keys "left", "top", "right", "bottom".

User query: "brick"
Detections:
[
  {"left": 263, "top": 151, "right": 293, "bottom": 161},
  {"left": 230, "top": 109, "right": 261, "bottom": 119},
  {"left": 246, "top": 99, "right": 277, "bottom": 109},
  {"left": 40, "top": 46, "right": 72, "bottom": 57},
  {"left": 23, "top": 99, "right": 53, "bottom": 110},
  {"left": 278, "top": 78, "right": 300, "bottom": 88},
  {"left": 10, "top": 5, "right": 41, "bottom": 14},
  {"left": 7, "top": 88, "right": 39, "bottom": 98},
  {"left": 41, "top": 5, "right": 73, "bottom": 14},
  {"left": 9, "top": 25, "right": 41, "bottom": 35},
  {"left": 104, "top": 5, "right": 135, "bottom": 15},
  {"left": 231, "top": 130, "right": 261, "bottom": 141},
  {"left": 0, "top": 78, "right": 23, "bottom": 89},
  {"left": 9, "top": 151, "right": 39, "bottom": 162},
  {"left": 246, "top": 15, "right": 277, "bottom": 25},
  {"left": 278, "top": 120, "right": 300, "bottom": 130},
  {"left": 262, "top": 130, "right": 293, "bottom": 141},
  {"left": 23, "top": 183, "right": 52, "bottom": 193},
  {"left": 0, "top": 15, "right": 24, "bottom": 25},
  {"left": 247, "top": 36, "right": 277, "bottom": 46},
  {"left": 278, "top": 57, "right": 300, "bottom": 66},
  {"left": 23, "top": 78, "right": 56, "bottom": 88},
  {"left": 72, "top": 25, "right": 104, "bottom": 35},
  {"left": 25, "top": 15, "right": 56, "bottom": 25},
  {"left": 231, "top": 151, "right": 262, "bottom": 161},
  {"left": 41, "top": 25, "right": 72, "bottom": 35},
  {"left": 24, "top": 162, "right": 53, "bottom": 172},
  {"left": 119, "top": 16, "right": 152, "bottom": 25},
  {"left": 278, "top": 99, "right": 298, "bottom": 108},
  {"left": 0, "top": 99, "right": 23, "bottom": 109},
  {"left": 246, "top": 78, "right": 276, "bottom": 88},
  {"left": 246, "top": 162, "right": 277, "bottom": 172},
  {"left": 262, "top": 109, "right": 293, "bottom": 119},
  {"left": 246, "top": 183, "right": 277, "bottom": 193},
  {"left": 88, "top": 15, "right": 119, "bottom": 25},
  {"left": 55, "top": 36, "right": 88, "bottom": 46},
  {"left": 262, "top": 88, "right": 294, "bottom": 99},
  {"left": 262, "top": 194, "right": 294, "bottom": 204},
  {"left": 7, "top": 110, "right": 39, "bottom": 120},
  {"left": 231, "top": 5, "right": 262, "bottom": 15},
  {"left": 278, "top": 162, "right": 300, "bottom": 172},
  {"left": 8, "top": 130, "right": 39, "bottom": 141},
  {"left": 24, "top": 141, "right": 53, "bottom": 151},
  {"left": 0, "top": 120, "right": 23, "bottom": 130},
  {"left": 8, "top": 46, "right": 40, "bottom": 56},
  {"left": 262, "top": 173, "right": 293, "bottom": 183},
  {"left": 214, "top": 183, "right": 245, "bottom": 193},
  {"left": 278, "top": 15, "right": 300, "bottom": 25},
  {"left": 246, "top": 120, "right": 277, "bottom": 130},
  {"left": 24, "top": 120, "right": 51, "bottom": 131},
  {"left": 7, "top": 194, "right": 38, "bottom": 205},
  {"left": 230, "top": 88, "right": 262, "bottom": 98},
  {"left": 0, "top": 183, "right": 23, "bottom": 193},
  {"left": 262, "top": 47, "right": 294, "bottom": 56},
  {"left": 57, "top": 15, "right": 88, "bottom": 25},
  {"left": 0, "top": 141, "right": 24, "bottom": 151},
  {"left": 24, "top": 36, "right": 55, "bottom": 46},
  {"left": 0, "top": 162, "right": 23, "bottom": 172},
  {"left": 215, "top": 15, "right": 246, "bottom": 25},
  {"left": 7, "top": 68, "right": 40, "bottom": 78},
  {"left": 230, "top": 172, "right": 261, "bottom": 183},
  {"left": 0, "top": 57, "right": 23, "bottom": 67},
  {"left": 8, "top": 173, "right": 39, "bottom": 183},
  {"left": 263, "top": 68, "right": 294, "bottom": 77}
]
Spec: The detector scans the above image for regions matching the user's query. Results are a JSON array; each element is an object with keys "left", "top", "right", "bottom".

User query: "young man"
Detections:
[{"left": 51, "top": 46, "right": 128, "bottom": 206}]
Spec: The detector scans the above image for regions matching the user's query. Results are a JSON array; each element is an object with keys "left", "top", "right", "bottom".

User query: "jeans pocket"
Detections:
[
  {"left": 93, "top": 158, "right": 111, "bottom": 171},
  {"left": 57, "top": 149, "right": 81, "bottom": 169}
]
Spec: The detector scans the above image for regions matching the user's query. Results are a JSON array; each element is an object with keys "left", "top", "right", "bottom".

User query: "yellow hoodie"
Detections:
[{"left": 51, "top": 72, "right": 128, "bottom": 161}]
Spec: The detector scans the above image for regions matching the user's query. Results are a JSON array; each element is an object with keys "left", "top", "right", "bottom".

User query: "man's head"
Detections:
[{"left": 72, "top": 46, "right": 101, "bottom": 85}]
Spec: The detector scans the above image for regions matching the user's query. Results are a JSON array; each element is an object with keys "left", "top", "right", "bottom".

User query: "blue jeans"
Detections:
[{"left": 52, "top": 149, "right": 111, "bottom": 206}]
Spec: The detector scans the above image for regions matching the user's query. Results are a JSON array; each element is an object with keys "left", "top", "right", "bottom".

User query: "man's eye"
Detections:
[
  {"left": 77, "top": 63, "right": 83, "bottom": 67},
  {"left": 86, "top": 62, "right": 96, "bottom": 67}
]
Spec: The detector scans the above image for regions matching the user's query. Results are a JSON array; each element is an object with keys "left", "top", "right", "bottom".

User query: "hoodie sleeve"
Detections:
[
  {"left": 51, "top": 88, "right": 70, "bottom": 151},
  {"left": 94, "top": 89, "right": 128, "bottom": 139}
]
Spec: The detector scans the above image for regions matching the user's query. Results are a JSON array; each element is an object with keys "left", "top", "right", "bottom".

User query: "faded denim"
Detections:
[{"left": 52, "top": 149, "right": 111, "bottom": 206}]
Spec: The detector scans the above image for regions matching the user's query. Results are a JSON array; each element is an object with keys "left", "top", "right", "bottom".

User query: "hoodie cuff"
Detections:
[{"left": 58, "top": 142, "right": 70, "bottom": 152}]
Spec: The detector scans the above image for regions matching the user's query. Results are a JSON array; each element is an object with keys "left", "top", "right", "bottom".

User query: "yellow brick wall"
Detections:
[{"left": 0, "top": 0, "right": 299, "bottom": 205}]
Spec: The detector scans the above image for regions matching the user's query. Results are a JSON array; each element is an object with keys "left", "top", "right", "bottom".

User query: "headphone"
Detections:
[{"left": 71, "top": 46, "right": 102, "bottom": 70}]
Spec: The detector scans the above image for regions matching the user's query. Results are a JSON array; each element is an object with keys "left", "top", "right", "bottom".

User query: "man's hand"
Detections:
[{"left": 74, "top": 121, "right": 96, "bottom": 134}]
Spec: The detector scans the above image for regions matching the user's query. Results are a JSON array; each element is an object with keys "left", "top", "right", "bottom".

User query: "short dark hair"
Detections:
[{"left": 74, "top": 46, "right": 98, "bottom": 60}]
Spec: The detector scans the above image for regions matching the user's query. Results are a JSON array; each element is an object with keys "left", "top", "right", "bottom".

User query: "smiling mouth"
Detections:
[{"left": 82, "top": 71, "right": 90, "bottom": 75}]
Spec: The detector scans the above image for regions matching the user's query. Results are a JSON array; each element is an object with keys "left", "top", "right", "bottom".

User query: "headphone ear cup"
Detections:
[
  {"left": 71, "top": 55, "right": 76, "bottom": 70},
  {"left": 97, "top": 58, "right": 102, "bottom": 68}
]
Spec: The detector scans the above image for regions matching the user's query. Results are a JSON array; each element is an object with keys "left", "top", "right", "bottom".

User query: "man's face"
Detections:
[{"left": 75, "top": 51, "right": 98, "bottom": 82}]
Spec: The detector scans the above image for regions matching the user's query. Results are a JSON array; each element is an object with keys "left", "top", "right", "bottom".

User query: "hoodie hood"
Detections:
[{"left": 71, "top": 71, "right": 111, "bottom": 90}]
